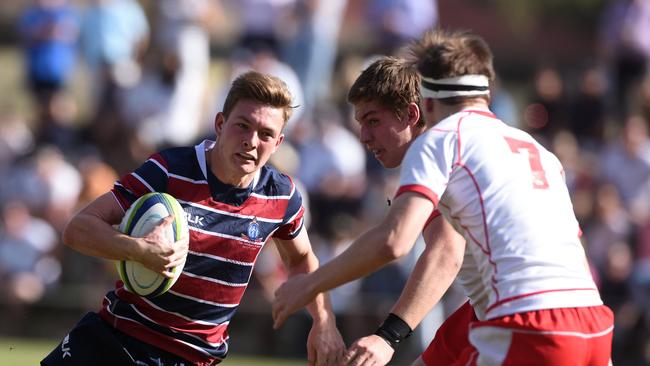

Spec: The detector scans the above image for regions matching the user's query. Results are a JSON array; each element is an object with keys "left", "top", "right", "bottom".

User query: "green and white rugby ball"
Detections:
[{"left": 116, "top": 192, "right": 188, "bottom": 298}]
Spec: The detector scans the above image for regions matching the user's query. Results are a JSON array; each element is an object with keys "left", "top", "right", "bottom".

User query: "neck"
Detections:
[
  {"left": 433, "top": 99, "right": 489, "bottom": 124},
  {"left": 414, "top": 123, "right": 431, "bottom": 138}
]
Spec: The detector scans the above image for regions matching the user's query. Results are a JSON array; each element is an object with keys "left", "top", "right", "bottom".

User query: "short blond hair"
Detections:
[{"left": 222, "top": 71, "right": 294, "bottom": 125}]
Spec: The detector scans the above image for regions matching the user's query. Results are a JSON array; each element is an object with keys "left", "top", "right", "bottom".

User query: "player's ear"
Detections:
[
  {"left": 407, "top": 102, "right": 421, "bottom": 126},
  {"left": 273, "top": 133, "right": 284, "bottom": 152},
  {"left": 215, "top": 112, "right": 225, "bottom": 136}
]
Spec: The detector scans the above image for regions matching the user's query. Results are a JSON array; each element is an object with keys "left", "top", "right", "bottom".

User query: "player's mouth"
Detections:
[
  {"left": 235, "top": 152, "right": 257, "bottom": 164},
  {"left": 371, "top": 148, "right": 384, "bottom": 160}
]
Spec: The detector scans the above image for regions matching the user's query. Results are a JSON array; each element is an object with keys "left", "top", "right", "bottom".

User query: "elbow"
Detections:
[
  {"left": 380, "top": 238, "right": 411, "bottom": 262},
  {"left": 444, "top": 241, "right": 465, "bottom": 275},
  {"left": 61, "top": 222, "right": 73, "bottom": 248},
  {"left": 61, "top": 217, "right": 79, "bottom": 249}
]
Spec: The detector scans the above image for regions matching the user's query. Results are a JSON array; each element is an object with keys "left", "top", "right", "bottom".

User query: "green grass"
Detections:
[
  {"left": 0, "top": 337, "right": 306, "bottom": 366},
  {"left": 1, "top": 337, "right": 54, "bottom": 366}
]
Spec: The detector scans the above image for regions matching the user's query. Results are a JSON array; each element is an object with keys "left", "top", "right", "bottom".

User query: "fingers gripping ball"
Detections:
[{"left": 116, "top": 192, "right": 189, "bottom": 298}]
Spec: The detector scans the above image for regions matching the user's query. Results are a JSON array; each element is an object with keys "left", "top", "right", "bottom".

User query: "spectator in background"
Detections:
[
  {"left": 281, "top": 0, "right": 348, "bottom": 111},
  {"left": 568, "top": 65, "right": 609, "bottom": 149},
  {"left": 33, "top": 146, "right": 83, "bottom": 231},
  {"left": 365, "top": 0, "right": 438, "bottom": 55},
  {"left": 599, "top": 114, "right": 650, "bottom": 213},
  {"left": 294, "top": 103, "right": 367, "bottom": 238},
  {"left": 18, "top": 0, "right": 79, "bottom": 148},
  {"left": 524, "top": 65, "right": 569, "bottom": 145},
  {"left": 598, "top": 240, "right": 641, "bottom": 364},
  {"left": 0, "top": 199, "right": 61, "bottom": 333},
  {"left": 229, "top": 0, "right": 295, "bottom": 56},
  {"left": 583, "top": 183, "right": 633, "bottom": 273},
  {"left": 0, "top": 112, "right": 35, "bottom": 175},
  {"left": 118, "top": 0, "right": 218, "bottom": 162},
  {"left": 75, "top": 156, "right": 119, "bottom": 209},
  {"left": 0, "top": 146, "right": 82, "bottom": 232},
  {"left": 79, "top": 0, "right": 149, "bottom": 173},
  {"left": 598, "top": 0, "right": 650, "bottom": 119},
  {"left": 148, "top": 0, "right": 218, "bottom": 147},
  {"left": 489, "top": 75, "right": 518, "bottom": 127}
]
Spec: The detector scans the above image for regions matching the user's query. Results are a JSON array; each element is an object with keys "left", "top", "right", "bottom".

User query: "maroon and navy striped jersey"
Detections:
[{"left": 98, "top": 140, "right": 305, "bottom": 365}]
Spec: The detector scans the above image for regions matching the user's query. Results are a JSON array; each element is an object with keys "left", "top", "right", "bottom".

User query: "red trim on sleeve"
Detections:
[
  {"left": 395, "top": 184, "right": 440, "bottom": 206},
  {"left": 423, "top": 209, "right": 442, "bottom": 230}
]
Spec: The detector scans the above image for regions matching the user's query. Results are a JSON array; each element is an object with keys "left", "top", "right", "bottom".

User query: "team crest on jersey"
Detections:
[{"left": 242, "top": 217, "right": 262, "bottom": 242}]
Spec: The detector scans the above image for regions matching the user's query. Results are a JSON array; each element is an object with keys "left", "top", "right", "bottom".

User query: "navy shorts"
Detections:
[{"left": 41, "top": 312, "right": 191, "bottom": 366}]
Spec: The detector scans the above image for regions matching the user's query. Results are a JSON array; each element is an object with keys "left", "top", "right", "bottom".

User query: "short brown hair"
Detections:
[
  {"left": 348, "top": 57, "right": 424, "bottom": 127},
  {"left": 222, "top": 71, "right": 294, "bottom": 124},
  {"left": 410, "top": 28, "right": 495, "bottom": 104}
]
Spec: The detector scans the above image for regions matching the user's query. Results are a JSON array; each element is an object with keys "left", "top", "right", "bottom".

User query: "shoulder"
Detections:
[
  {"left": 257, "top": 165, "right": 298, "bottom": 197},
  {"left": 153, "top": 146, "right": 204, "bottom": 179},
  {"left": 158, "top": 145, "right": 196, "bottom": 160}
]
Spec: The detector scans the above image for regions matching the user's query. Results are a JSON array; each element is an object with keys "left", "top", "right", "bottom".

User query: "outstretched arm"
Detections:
[
  {"left": 274, "top": 229, "right": 345, "bottom": 365},
  {"left": 343, "top": 215, "right": 465, "bottom": 365},
  {"left": 272, "top": 192, "right": 435, "bottom": 328}
]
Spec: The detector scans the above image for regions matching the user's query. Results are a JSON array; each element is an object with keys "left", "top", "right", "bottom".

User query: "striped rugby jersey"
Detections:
[{"left": 98, "top": 140, "right": 305, "bottom": 365}]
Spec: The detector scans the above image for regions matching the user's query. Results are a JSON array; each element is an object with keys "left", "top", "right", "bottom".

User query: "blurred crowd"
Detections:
[{"left": 1, "top": 0, "right": 650, "bottom": 364}]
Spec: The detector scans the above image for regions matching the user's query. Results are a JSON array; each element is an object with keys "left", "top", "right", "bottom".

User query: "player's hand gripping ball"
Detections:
[{"left": 116, "top": 192, "right": 189, "bottom": 298}]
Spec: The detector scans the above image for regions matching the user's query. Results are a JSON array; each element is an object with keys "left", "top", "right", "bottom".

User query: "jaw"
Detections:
[
  {"left": 370, "top": 143, "right": 408, "bottom": 169},
  {"left": 380, "top": 156, "right": 400, "bottom": 169}
]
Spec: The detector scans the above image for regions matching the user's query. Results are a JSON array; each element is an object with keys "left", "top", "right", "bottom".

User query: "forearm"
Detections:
[
  {"left": 287, "top": 251, "right": 336, "bottom": 324},
  {"left": 390, "top": 218, "right": 464, "bottom": 329},
  {"left": 391, "top": 246, "right": 459, "bottom": 329},
  {"left": 62, "top": 201, "right": 143, "bottom": 262}
]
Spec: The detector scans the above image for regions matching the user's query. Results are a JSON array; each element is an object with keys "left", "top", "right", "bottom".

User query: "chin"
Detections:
[
  {"left": 241, "top": 163, "right": 260, "bottom": 174},
  {"left": 380, "top": 159, "right": 400, "bottom": 169}
]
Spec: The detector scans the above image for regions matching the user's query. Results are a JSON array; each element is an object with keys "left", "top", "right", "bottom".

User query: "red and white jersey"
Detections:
[{"left": 396, "top": 108, "right": 602, "bottom": 320}]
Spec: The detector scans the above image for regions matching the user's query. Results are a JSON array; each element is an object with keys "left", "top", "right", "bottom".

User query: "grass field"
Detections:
[{"left": 0, "top": 337, "right": 307, "bottom": 366}]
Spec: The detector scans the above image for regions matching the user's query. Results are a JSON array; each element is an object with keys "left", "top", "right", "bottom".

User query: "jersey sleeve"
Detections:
[
  {"left": 111, "top": 152, "right": 169, "bottom": 211},
  {"left": 396, "top": 131, "right": 457, "bottom": 207},
  {"left": 272, "top": 178, "right": 305, "bottom": 240}
]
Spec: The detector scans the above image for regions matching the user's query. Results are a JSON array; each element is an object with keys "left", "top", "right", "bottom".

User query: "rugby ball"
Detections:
[{"left": 116, "top": 192, "right": 189, "bottom": 298}]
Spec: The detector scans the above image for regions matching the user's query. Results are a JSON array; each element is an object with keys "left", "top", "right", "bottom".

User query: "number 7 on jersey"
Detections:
[{"left": 504, "top": 137, "right": 549, "bottom": 189}]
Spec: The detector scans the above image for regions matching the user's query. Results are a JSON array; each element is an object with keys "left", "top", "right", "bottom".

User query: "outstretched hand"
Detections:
[
  {"left": 272, "top": 273, "right": 317, "bottom": 329},
  {"left": 343, "top": 334, "right": 395, "bottom": 366},
  {"left": 307, "top": 317, "right": 346, "bottom": 366}
]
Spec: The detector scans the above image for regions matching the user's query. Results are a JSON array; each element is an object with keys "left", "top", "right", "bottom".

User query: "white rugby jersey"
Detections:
[{"left": 396, "top": 108, "right": 602, "bottom": 320}]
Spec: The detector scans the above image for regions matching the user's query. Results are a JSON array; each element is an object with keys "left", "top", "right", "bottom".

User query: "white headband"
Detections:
[{"left": 420, "top": 74, "right": 490, "bottom": 99}]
